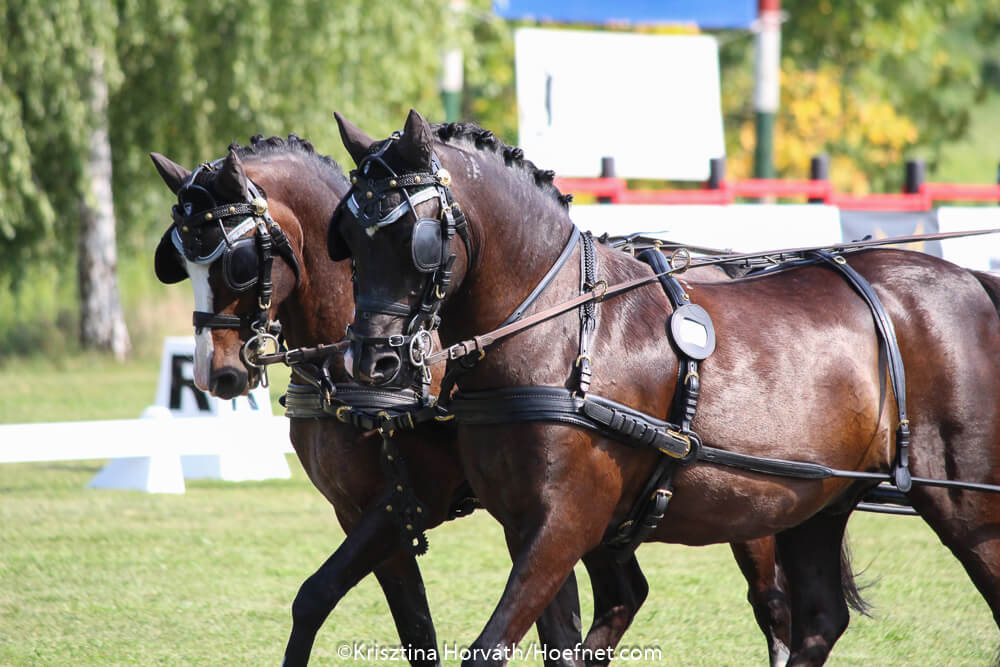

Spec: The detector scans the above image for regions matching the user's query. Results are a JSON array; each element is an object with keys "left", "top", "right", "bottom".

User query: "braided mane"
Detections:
[
  {"left": 227, "top": 134, "right": 346, "bottom": 183},
  {"left": 432, "top": 123, "right": 573, "bottom": 209}
]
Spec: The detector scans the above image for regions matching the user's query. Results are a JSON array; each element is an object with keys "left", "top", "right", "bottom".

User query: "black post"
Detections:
[
  {"left": 707, "top": 157, "right": 726, "bottom": 190},
  {"left": 904, "top": 159, "right": 926, "bottom": 194},
  {"left": 808, "top": 153, "right": 829, "bottom": 203},
  {"left": 598, "top": 156, "right": 615, "bottom": 204}
]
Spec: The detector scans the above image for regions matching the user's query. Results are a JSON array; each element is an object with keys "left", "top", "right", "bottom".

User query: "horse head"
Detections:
[
  {"left": 328, "top": 110, "right": 471, "bottom": 388},
  {"left": 151, "top": 138, "right": 348, "bottom": 398}
]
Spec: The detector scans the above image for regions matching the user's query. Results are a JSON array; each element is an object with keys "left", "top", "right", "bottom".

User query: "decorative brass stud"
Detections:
[
  {"left": 251, "top": 197, "right": 268, "bottom": 215},
  {"left": 351, "top": 175, "right": 358, "bottom": 184},
  {"left": 386, "top": 454, "right": 393, "bottom": 461},
  {"left": 414, "top": 175, "right": 421, "bottom": 183},
  {"left": 385, "top": 504, "right": 393, "bottom": 512},
  {"left": 229, "top": 206, "right": 237, "bottom": 214},
  {"left": 406, "top": 524, "right": 413, "bottom": 531},
  {"left": 181, "top": 225, "right": 189, "bottom": 232},
  {"left": 204, "top": 212, "right": 213, "bottom": 221},
  {"left": 366, "top": 191, "right": 373, "bottom": 199},
  {"left": 389, "top": 179, "right": 397, "bottom": 187},
  {"left": 437, "top": 168, "right": 451, "bottom": 186},
  {"left": 396, "top": 485, "right": 403, "bottom": 492},
  {"left": 416, "top": 507, "right": 422, "bottom": 514}
]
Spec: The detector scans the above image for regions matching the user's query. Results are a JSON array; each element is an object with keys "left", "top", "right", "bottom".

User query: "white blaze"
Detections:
[{"left": 186, "top": 262, "right": 214, "bottom": 391}]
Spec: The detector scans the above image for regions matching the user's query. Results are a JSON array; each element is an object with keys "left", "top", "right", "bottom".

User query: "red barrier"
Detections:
[{"left": 552, "top": 177, "right": 1000, "bottom": 210}]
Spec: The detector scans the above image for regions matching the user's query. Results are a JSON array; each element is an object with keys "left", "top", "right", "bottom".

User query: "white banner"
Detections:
[
  {"left": 936, "top": 207, "right": 1000, "bottom": 271},
  {"left": 515, "top": 29, "right": 724, "bottom": 180},
  {"left": 570, "top": 204, "right": 842, "bottom": 253}
]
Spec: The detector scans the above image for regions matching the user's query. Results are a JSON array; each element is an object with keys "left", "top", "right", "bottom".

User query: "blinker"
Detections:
[{"left": 411, "top": 218, "right": 444, "bottom": 272}]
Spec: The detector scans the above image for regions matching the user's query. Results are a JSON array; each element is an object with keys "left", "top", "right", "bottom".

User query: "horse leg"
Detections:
[
  {"left": 577, "top": 547, "right": 648, "bottom": 666},
  {"left": 284, "top": 506, "right": 439, "bottom": 667},
  {"left": 462, "top": 516, "right": 602, "bottom": 667},
  {"left": 730, "top": 538, "right": 791, "bottom": 667},
  {"left": 373, "top": 555, "right": 440, "bottom": 666},
  {"left": 533, "top": 568, "right": 584, "bottom": 667},
  {"left": 775, "top": 512, "right": 852, "bottom": 667}
]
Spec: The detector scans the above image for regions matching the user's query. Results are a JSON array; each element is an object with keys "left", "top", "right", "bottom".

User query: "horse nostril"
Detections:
[
  {"left": 372, "top": 355, "right": 400, "bottom": 383},
  {"left": 210, "top": 367, "right": 247, "bottom": 399}
]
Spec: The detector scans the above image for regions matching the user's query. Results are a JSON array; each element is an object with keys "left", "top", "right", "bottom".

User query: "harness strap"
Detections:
[
  {"left": 501, "top": 229, "right": 580, "bottom": 327},
  {"left": 604, "top": 248, "right": 705, "bottom": 555},
  {"left": 807, "top": 250, "right": 912, "bottom": 492},
  {"left": 438, "top": 228, "right": 581, "bottom": 402},
  {"left": 448, "top": 387, "right": 697, "bottom": 460}
]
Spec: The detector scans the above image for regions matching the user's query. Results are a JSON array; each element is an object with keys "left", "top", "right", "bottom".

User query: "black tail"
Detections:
[{"left": 840, "top": 534, "right": 873, "bottom": 617}]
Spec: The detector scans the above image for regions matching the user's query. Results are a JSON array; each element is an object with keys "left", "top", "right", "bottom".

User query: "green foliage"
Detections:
[
  {"left": 718, "top": 1, "right": 1000, "bottom": 189},
  {"left": 2, "top": 0, "right": 499, "bottom": 276},
  {"left": 0, "top": 0, "right": 120, "bottom": 280}
]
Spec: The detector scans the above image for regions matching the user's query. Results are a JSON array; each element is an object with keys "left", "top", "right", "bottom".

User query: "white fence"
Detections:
[{"left": 0, "top": 337, "right": 292, "bottom": 493}]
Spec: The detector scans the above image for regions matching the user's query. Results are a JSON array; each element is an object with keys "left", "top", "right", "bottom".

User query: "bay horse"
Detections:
[
  {"left": 149, "top": 136, "right": 799, "bottom": 665},
  {"left": 329, "top": 110, "right": 1000, "bottom": 665}
]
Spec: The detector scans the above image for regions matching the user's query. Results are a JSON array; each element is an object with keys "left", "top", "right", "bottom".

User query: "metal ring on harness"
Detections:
[
  {"left": 241, "top": 331, "right": 281, "bottom": 368},
  {"left": 669, "top": 247, "right": 692, "bottom": 273},
  {"left": 408, "top": 329, "right": 434, "bottom": 367}
]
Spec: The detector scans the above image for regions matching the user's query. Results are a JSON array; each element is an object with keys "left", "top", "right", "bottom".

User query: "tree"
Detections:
[
  {"left": 720, "top": 0, "right": 1000, "bottom": 191},
  {"left": 1, "top": 0, "right": 130, "bottom": 358},
  {"left": 2, "top": 0, "right": 496, "bottom": 358}
]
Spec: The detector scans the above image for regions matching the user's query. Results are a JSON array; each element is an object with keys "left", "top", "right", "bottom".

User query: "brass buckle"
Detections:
[
  {"left": 376, "top": 410, "right": 395, "bottom": 437},
  {"left": 651, "top": 488, "right": 674, "bottom": 501},
  {"left": 335, "top": 405, "right": 351, "bottom": 423},
  {"left": 663, "top": 429, "right": 692, "bottom": 459},
  {"left": 591, "top": 280, "right": 608, "bottom": 302}
]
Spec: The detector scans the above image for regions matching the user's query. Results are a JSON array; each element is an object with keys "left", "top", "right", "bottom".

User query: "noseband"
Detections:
[
  {"left": 170, "top": 159, "right": 301, "bottom": 386},
  {"left": 340, "top": 135, "right": 472, "bottom": 386}
]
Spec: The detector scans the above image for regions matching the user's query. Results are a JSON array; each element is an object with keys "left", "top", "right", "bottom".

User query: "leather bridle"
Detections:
[
  {"left": 331, "top": 135, "right": 472, "bottom": 388},
  {"left": 166, "top": 159, "right": 302, "bottom": 386}
]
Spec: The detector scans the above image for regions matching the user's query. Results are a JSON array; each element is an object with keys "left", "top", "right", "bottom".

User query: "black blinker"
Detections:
[
  {"left": 222, "top": 238, "right": 260, "bottom": 292},
  {"left": 411, "top": 218, "right": 443, "bottom": 272},
  {"left": 154, "top": 226, "right": 188, "bottom": 284}
]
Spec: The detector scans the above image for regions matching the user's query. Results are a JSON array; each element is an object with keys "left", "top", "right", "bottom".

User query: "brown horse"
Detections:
[
  {"left": 149, "top": 136, "right": 800, "bottom": 665},
  {"left": 330, "top": 110, "right": 1000, "bottom": 666}
]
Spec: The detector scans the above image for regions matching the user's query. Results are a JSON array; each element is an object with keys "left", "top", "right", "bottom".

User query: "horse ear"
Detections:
[
  {"left": 335, "top": 111, "right": 374, "bottom": 166},
  {"left": 398, "top": 109, "right": 433, "bottom": 167},
  {"left": 150, "top": 152, "right": 192, "bottom": 194},
  {"left": 154, "top": 227, "right": 188, "bottom": 284},
  {"left": 215, "top": 148, "right": 249, "bottom": 202}
]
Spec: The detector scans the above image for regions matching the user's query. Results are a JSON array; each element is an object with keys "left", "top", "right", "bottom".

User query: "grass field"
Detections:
[
  {"left": 2, "top": 351, "right": 999, "bottom": 665},
  {"left": 1, "top": 455, "right": 997, "bottom": 665}
]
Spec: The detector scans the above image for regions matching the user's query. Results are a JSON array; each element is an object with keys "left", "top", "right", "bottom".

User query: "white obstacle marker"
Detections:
[{"left": 0, "top": 337, "right": 292, "bottom": 493}]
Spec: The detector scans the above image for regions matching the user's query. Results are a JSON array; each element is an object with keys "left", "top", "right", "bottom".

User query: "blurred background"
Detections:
[{"left": 0, "top": 0, "right": 998, "bottom": 404}]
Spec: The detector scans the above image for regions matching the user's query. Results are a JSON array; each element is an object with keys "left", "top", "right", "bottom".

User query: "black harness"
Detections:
[
  {"left": 329, "top": 136, "right": 472, "bottom": 389},
  {"left": 154, "top": 159, "right": 302, "bottom": 387}
]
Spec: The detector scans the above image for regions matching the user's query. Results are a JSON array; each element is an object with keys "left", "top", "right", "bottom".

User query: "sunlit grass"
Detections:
[{"left": 0, "top": 453, "right": 996, "bottom": 666}]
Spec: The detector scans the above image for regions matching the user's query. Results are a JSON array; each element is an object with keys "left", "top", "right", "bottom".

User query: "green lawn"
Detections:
[
  {"left": 0, "top": 453, "right": 996, "bottom": 666},
  {"left": 2, "top": 354, "right": 998, "bottom": 664}
]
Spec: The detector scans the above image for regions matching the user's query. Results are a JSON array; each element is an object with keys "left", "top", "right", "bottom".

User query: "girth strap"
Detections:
[
  {"left": 807, "top": 250, "right": 912, "bottom": 492},
  {"left": 448, "top": 386, "right": 697, "bottom": 461}
]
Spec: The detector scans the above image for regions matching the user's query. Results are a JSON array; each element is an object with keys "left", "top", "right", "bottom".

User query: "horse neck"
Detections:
[
  {"left": 438, "top": 147, "right": 577, "bottom": 343},
  {"left": 246, "top": 159, "right": 354, "bottom": 352}
]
